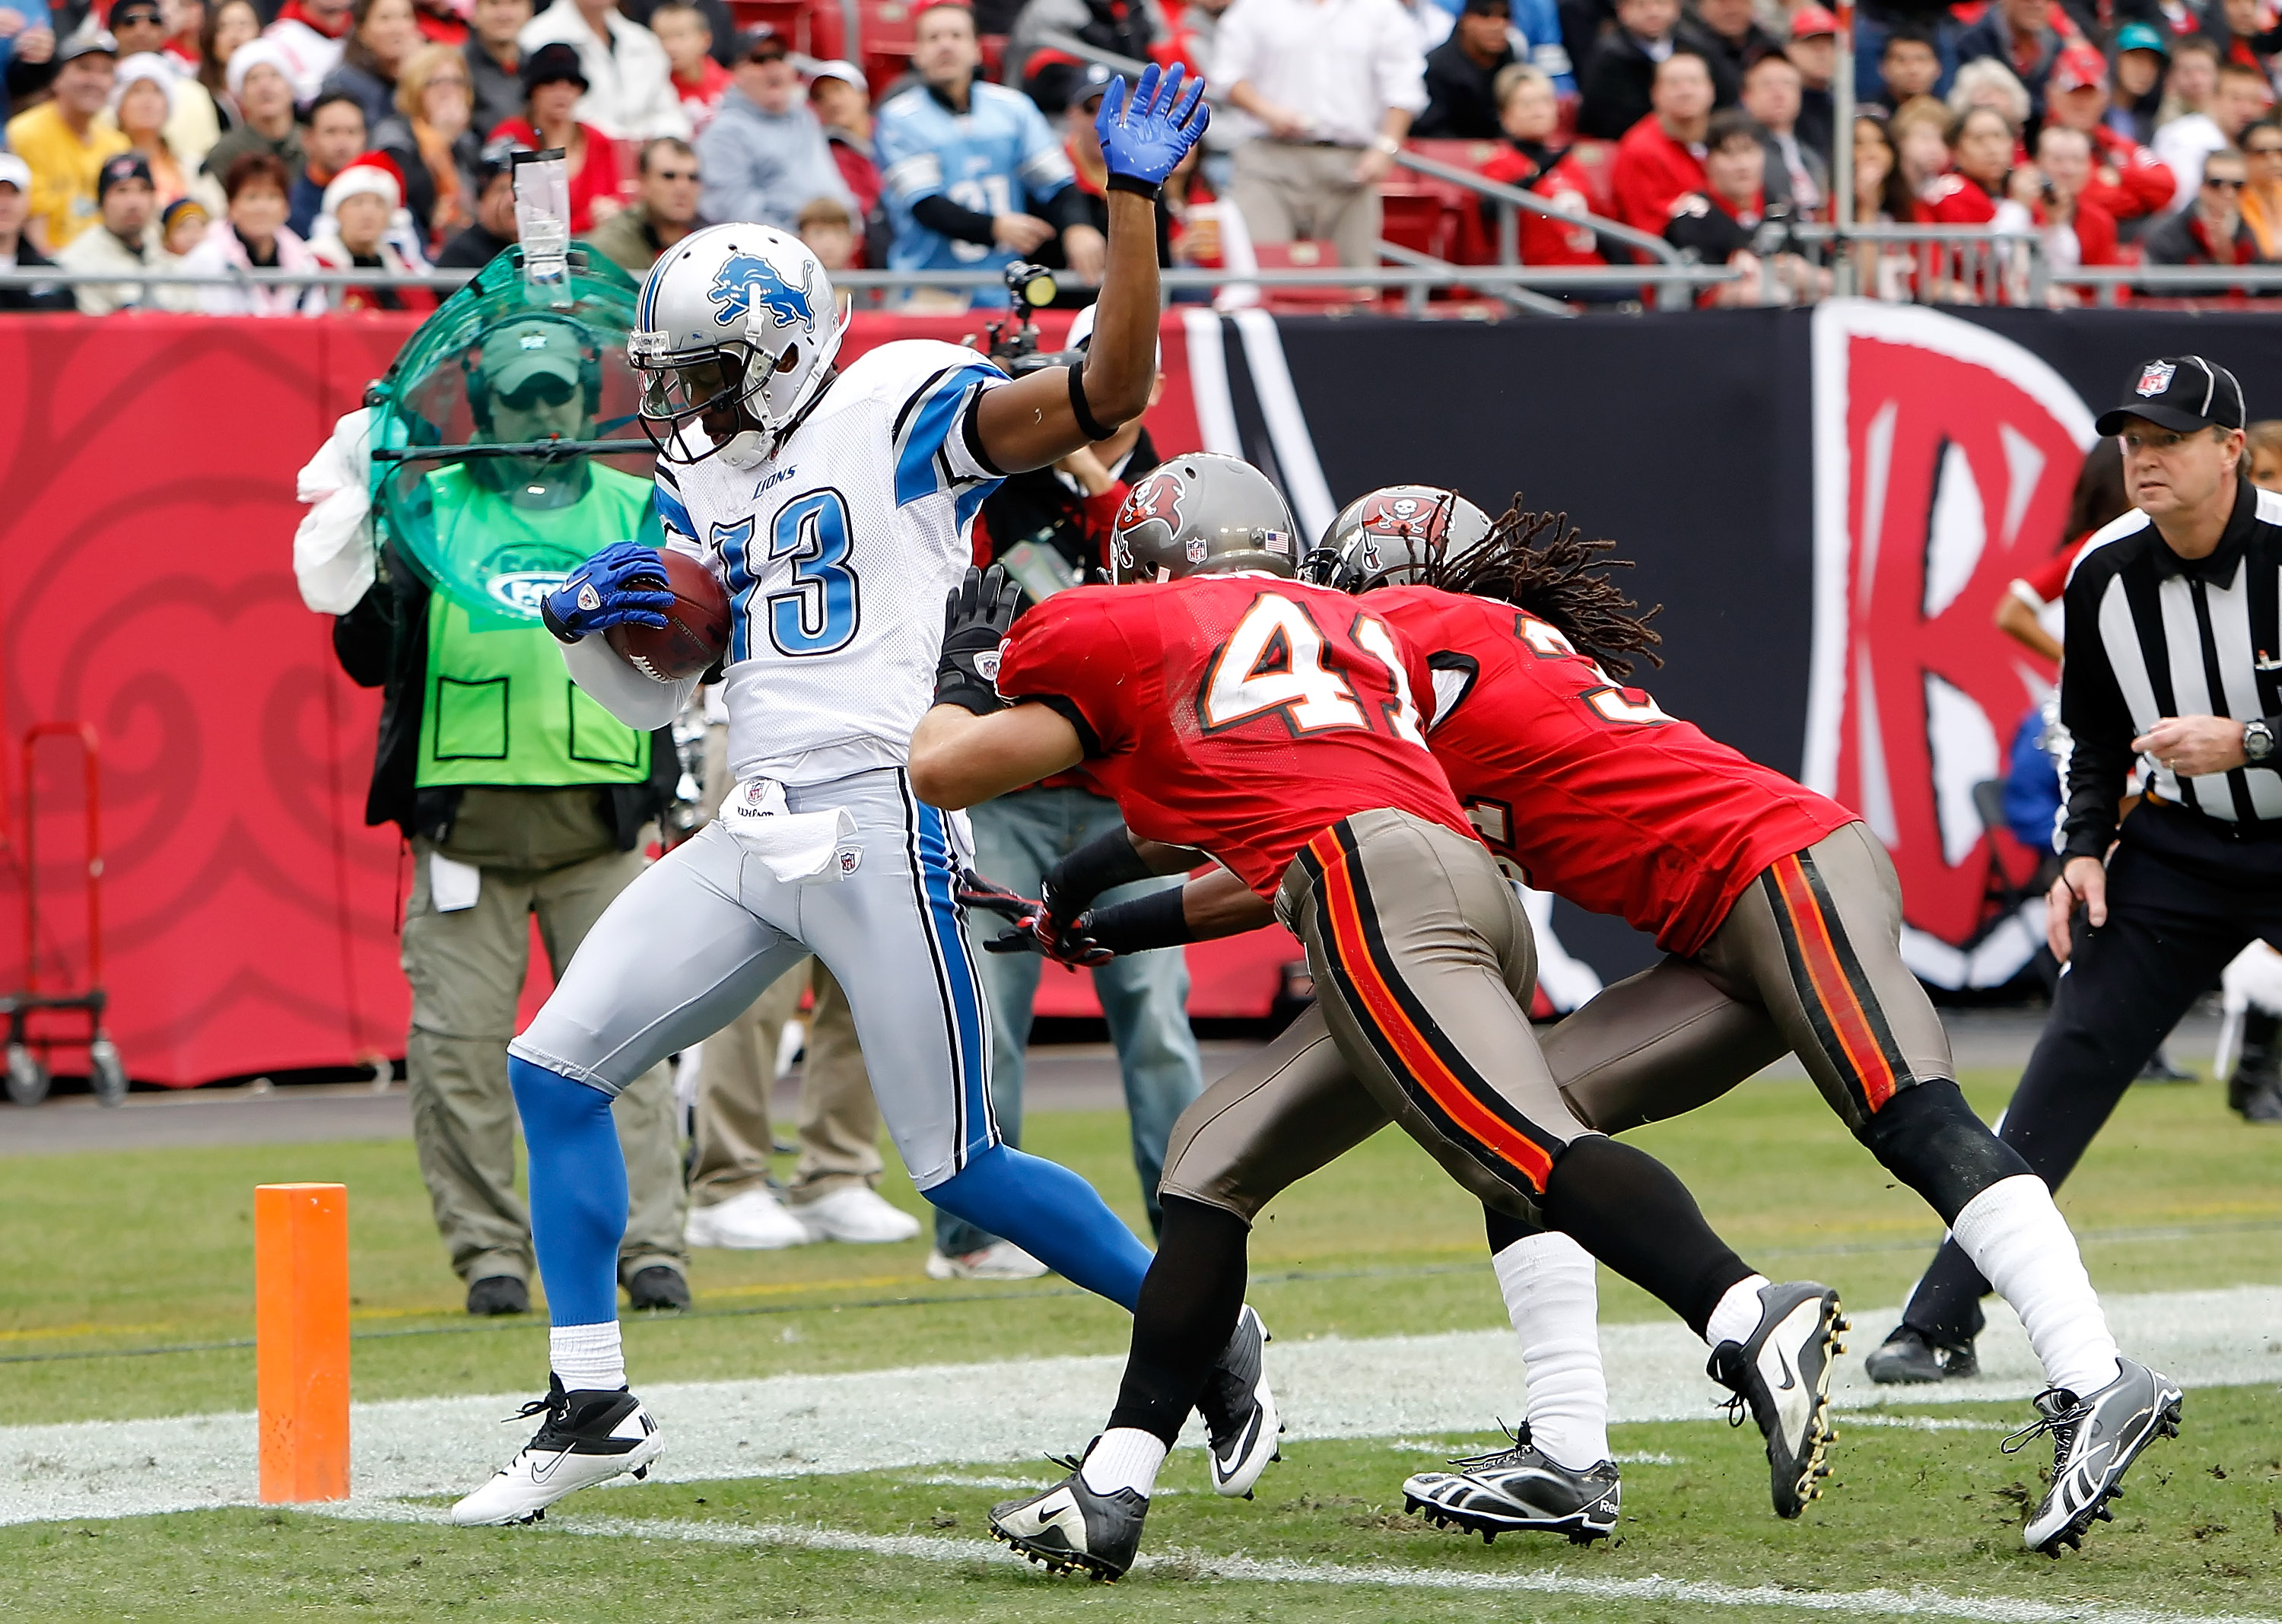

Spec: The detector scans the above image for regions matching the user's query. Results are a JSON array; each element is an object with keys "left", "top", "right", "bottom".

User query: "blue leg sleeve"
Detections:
[
  {"left": 509, "top": 1055, "right": 626, "bottom": 1327},
  {"left": 927, "top": 1143, "right": 1152, "bottom": 1310}
]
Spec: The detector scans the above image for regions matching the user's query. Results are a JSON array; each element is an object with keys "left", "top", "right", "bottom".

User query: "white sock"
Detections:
[
  {"left": 551, "top": 1321, "right": 626, "bottom": 1392},
  {"left": 1704, "top": 1274, "right": 1773, "bottom": 1350},
  {"left": 1949, "top": 1174, "right": 2120, "bottom": 1397},
  {"left": 1492, "top": 1233, "right": 1610, "bottom": 1470},
  {"left": 1079, "top": 1428, "right": 1168, "bottom": 1498}
]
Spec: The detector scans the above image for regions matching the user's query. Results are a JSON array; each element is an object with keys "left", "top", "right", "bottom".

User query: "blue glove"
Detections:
[
  {"left": 542, "top": 542, "right": 673, "bottom": 641},
  {"left": 1095, "top": 63, "right": 1209, "bottom": 192}
]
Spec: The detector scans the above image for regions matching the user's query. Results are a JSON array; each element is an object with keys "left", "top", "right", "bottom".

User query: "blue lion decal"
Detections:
[{"left": 707, "top": 253, "right": 815, "bottom": 329}]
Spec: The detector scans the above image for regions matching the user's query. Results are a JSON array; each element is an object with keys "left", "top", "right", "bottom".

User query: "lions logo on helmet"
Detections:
[{"left": 707, "top": 253, "right": 818, "bottom": 331}]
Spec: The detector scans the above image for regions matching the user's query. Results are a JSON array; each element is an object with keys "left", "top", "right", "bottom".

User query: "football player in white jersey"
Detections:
[{"left": 450, "top": 67, "right": 1263, "bottom": 1527}]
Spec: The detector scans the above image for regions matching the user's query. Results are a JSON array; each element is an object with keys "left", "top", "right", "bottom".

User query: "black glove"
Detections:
[
  {"left": 957, "top": 867, "right": 1113, "bottom": 965},
  {"left": 934, "top": 564, "right": 1022, "bottom": 714}
]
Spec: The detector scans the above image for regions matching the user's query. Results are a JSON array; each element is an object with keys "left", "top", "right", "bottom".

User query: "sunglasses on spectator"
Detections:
[
  {"left": 2203, "top": 175, "right": 2246, "bottom": 189},
  {"left": 499, "top": 374, "right": 579, "bottom": 409},
  {"left": 113, "top": 5, "right": 163, "bottom": 22}
]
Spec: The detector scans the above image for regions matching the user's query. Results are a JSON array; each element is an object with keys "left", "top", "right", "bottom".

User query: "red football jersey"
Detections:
[
  {"left": 1368, "top": 586, "right": 1859, "bottom": 957},
  {"left": 993, "top": 577, "right": 1476, "bottom": 898}
]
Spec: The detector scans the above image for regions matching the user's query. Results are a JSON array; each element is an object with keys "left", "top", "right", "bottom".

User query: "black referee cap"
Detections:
[{"left": 2096, "top": 355, "right": 2247, "bottom": 436}]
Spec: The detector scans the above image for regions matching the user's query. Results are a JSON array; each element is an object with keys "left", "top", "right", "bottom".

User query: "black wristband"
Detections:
[
  {"left": 1105, "top": 172, "right": 1162, "bottom": 201},
  {"left": 933, "top": 676, "right": 1006, "bottom": 716},
  {"left": 1081, "top": 885, "right": 1193, "bottom": 955},
  {"left": 1044, "top": 825, "right": 1156, "bottom": 914},
  {"left": 541, "top": 597, "right": 580, "bottom": 644},
  {"left": 1068, "top": 360, "right": 1114, "bottom": 443}
]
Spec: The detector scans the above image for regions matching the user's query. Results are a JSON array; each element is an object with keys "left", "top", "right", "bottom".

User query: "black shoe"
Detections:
[
  {"left": 1708, "top": 1281, "right": 1845, "bottom": 1519},
  {"left": 466, "top": 1275, "right": 530, "bottom": 1317},
  {"left": 988, "top": 1444, "right": 1150, "bottom": 1581},
  {"left": 2135, "top": 1046, "right": 2195, "bottom": 1084},
  {"left": 1197, "top": 1304, "right": 1281, "bottom": 1498},
  {"left": 1864, "top": 1323, "right": 1979, "bottom": 1384},
  {"left": 626, "top": 1265, "right": 690, "bottom": 1311},
  {"left": 1403, "top": 1423, "right": 1621, "bottom": 1544}
]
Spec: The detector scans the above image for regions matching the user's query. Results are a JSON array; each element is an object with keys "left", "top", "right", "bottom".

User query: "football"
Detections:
[{"left": 605, "top": 548, "right": 731, "bottom": 682}]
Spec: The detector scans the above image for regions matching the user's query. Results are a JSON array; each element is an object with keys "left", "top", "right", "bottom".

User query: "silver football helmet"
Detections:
[
  {"left": 628, "top": 222, "right": 850, "bottom": 467},
  {"left": 1109, "top": 453, "right": 1299, "bottom": 583},
  {"left": 1305, "top": 485, "right": 1495, "bottom": 592}
]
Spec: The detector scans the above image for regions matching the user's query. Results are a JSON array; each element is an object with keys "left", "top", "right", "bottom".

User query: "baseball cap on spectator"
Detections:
[
  {"left": 323, "top": 154, "right": 405, "bottom": 218},
  {"left": 474, "top": 135, "right": 532, "bottom": 189},
  {"left": 2096, "top": 356, "right": 2248, "bottom": 436},
  {"left": 226, "top": 37, "right": 294, "bottom": 101},
  {"left": 1072, "top": 61, "right": 1114, "bottom": 109},
  {"left": 0, "top": 153, "right": 30, "bottom": 192},
  {"left": 2115, "top": 21, "right": 2168, "bottom": 56},
  {"left": 97, "top": 152, "right": 154, "bottom": 201},
  {"left": 2051, "top": 43, "right": 2106, "bottom": 92},
  {"left": 1789, "top": 5, "right": 1837, "bottom": 37},
  {"left": 739, "top": 25, "right": 787, "bottom": 61},
  {"left": 521, "top": 41, "right": 588, "bottom": 94},
  {"left": 56, "top": 30, "right": 119, "bottom": 63},
  {"left": 807, "top": 58, "right": 867, "bottom": 94}
]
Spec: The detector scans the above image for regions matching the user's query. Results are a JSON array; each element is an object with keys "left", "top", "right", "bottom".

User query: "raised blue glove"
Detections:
[
  {"left": 542, "top": 541, "right": 673, "bottom": 642},
  {"left": 1095, "top": 63, "right": 1209, "bottom": 194}
]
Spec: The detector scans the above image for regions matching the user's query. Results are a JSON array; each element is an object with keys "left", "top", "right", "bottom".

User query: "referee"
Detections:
[{"left": 1870, "top": 355, "right": 2279, "bottom": 1384}]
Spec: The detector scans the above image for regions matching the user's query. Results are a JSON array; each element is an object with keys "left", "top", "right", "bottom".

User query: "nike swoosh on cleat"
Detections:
[
  {"left": 1214, "top": 1411, "right": 1263, "bottom": 1477},
  {"left": 528, "top": 1451, "right": 568, "bottom": 1485}
]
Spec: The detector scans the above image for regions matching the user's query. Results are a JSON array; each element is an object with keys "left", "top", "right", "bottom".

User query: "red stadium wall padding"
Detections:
[{"left": 0, "top": 310, "right": 1240, "bottom": 1086}]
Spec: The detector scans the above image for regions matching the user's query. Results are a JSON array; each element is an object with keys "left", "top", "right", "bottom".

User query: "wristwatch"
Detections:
[{"left": 2245, "top": 719, "right": 2276, "bottom": 763}]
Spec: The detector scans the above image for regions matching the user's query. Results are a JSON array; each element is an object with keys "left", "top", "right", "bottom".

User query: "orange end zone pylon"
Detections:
[{"left": 255, "top": 1183, "right": 350, "bottom": 1503}]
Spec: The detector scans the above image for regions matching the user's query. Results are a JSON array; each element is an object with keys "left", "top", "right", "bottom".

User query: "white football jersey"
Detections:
[{"left": 654, "top": 339, "right": 1007, "bottom": 783}]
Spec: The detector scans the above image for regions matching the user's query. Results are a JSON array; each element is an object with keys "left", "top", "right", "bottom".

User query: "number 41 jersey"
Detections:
[
  {"left": 656, "top": 338, "right": 1006, "bottom": 785},
  {"left": 993, "top": 575, "right": 1478, "bottom": 898}
]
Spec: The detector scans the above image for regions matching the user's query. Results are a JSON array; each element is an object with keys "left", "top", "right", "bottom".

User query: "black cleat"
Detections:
[
  {"left": 626, "top": 1264, "right": 690, "bottom": 1311},
  {"left": 1864, "top": 1323, "right": 1978, "bottom": 1384},
  {"left": 450, "top": 1375, "right": 664, "bottom": 1524},
  {"left": 2011, "top": 1358, "right": 2183, "bottom": 1554},
  {"left": 466, "top": 1274, "right": 530, "bottom": 1317},
  {"left": 1197, "top": 1304, "right": 1281, "bottom": 1497},
  {"left": 1403, "top": 1424, "right": 1621, "bottom": 1544},
  {"left": 988, "top": 1446, "right": 1149, "bottom": 1581},
  {"left": 1708, "top": 1281, "right": 1844, "bottom": 1519}
]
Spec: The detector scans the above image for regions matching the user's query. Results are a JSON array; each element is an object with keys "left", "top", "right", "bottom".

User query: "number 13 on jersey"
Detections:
[{"left": 1198, "top": 593, "right": 1427, "bottom": 744}]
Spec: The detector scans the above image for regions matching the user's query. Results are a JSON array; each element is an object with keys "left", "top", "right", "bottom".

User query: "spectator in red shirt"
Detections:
[
  {"left": 2010, "top": 124, "right": 2119, "bottom": 279},
  {"left": 490, "top": 40, "right": 622, "bottom": 230},
  {"left": 2216, "top": 0, "right": 2281, "bottom": 81},
  {"left": 1924, "top": 103, "right": 2014, "bottom": 223},
  {"left": 2041, "top": 42, "right": 2174, "bottom": 237},
  {"left": 807, "top": 59, "right": 879, "bottom": 228},
  {"left": 1479, "top": 61, "right": 1603, "bottom": 262},
  {"left": 2143, "top": 147, "right": 2274, "bottom": 263},
  {"left": 1610, "top": 47, "right": 1712, "bottom": 233},
  {"left": 649, "top": 2, "right": 729, "bottom": 135}
]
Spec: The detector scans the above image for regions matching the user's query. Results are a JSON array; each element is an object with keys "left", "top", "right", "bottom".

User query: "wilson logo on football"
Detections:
[{"left": 1806, "top": 304, "right": 2096, "bottom": 991}]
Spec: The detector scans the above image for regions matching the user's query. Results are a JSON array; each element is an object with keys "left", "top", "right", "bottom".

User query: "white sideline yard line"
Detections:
[
  {"left": 3, "top": 1284, "right": 2277, "bottom": 1527},
  {"left": 327, "top": 1501, "right": 2282, "bottom": 1624}
]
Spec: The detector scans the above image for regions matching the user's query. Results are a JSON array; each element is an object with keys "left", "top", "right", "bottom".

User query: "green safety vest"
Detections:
[{"left": 415, "top": 464, "right": 658, "bottom": 790}]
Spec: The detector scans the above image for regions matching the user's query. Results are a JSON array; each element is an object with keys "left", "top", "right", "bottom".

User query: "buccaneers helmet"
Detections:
[
  {"left": 1109, "top": 453, "right": 1299, "bottom": 583},
  {"left": 1305, "top": 485, "right": 1493, "bottom": 592}
]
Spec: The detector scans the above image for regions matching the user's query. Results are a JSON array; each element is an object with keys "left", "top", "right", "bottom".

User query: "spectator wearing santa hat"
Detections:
[
  {"left": 202, "top": 40, "right": 307, "bottom": 195},
  {"left": 310, "top": 149, "right": 436, "bottom": 310}
]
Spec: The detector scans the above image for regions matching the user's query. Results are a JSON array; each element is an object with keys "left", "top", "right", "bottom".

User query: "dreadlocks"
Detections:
[{"left": 1422, "top": 498, "right": 1664, "bottom": 679}]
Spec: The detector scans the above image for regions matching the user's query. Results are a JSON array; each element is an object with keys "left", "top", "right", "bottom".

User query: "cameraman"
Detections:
[{"left": 930, "top": 297, "right": 1205, "bottom": 1280}]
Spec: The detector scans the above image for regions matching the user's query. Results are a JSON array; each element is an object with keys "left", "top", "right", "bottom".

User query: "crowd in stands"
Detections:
[{"left": 2, "top": 0, "right": 2280, "bottom": 315}]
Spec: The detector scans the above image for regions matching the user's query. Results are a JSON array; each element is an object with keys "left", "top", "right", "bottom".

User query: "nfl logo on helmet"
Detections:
[{"left": 2135, "top": 360, "right": 2176, "bottom": 398}]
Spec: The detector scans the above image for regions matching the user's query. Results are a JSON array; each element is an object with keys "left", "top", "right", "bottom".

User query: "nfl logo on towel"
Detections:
[{"left": 2136, "top": 361, "right": 2176, "bottom": 397}]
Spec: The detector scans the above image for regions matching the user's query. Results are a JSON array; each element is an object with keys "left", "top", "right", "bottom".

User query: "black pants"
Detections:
[{"left": 1900, "top": 802, "right": 2282, "bottom": 1343}]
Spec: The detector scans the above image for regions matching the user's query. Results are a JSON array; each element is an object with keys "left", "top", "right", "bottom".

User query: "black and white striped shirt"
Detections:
[{"left": 2060, "top": 478, "right": 2282, "bottom": 858}]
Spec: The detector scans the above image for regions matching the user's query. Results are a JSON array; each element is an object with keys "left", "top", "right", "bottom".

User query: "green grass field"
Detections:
[{"left": 5, "top": 1066, "right": 2279, "bottom": 1621}]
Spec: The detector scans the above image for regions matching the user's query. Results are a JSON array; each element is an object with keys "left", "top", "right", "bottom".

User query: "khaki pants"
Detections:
[
  {"left": 402, "top": 786, "right": 686, "bottom": 1288},
  {"left": 686, "top": 721, "right": 883, "bottom": 1209},
  {"left": 1165, "top": 824, "right": 1951, "bottom": 1223},
  {"left": 1229, "top": 140, "right": 1383, "bottom": 272}
]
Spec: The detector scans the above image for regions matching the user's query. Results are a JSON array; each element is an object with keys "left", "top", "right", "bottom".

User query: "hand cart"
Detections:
[{"left": 2, "top": 723, "right": 126, "bottom": 1107}]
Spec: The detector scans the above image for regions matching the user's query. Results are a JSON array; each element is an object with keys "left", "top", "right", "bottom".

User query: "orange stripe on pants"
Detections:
[
  {"left": 1310, "top": 830, "right": 1556, "bottom": 1190},
  {"left": 1770, "top": 856, "right": 1897, "bottom": 1111}
]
